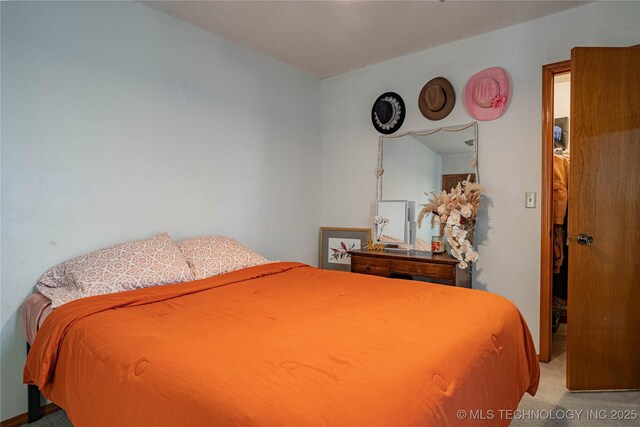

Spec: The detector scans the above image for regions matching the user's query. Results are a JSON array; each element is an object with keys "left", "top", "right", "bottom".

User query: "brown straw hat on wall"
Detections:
[{"left": 418, "top": 77, "right": 456, "bottom": 121}]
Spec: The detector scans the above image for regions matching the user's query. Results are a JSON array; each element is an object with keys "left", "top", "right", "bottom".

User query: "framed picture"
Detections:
[{"left": 319, "top": 227, "right": 372, "bottom": 271}]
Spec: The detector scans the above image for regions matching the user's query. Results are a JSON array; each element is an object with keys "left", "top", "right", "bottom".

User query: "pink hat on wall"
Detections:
[{"left": 464, "top": 67, "right": 510, "bottom": 121}]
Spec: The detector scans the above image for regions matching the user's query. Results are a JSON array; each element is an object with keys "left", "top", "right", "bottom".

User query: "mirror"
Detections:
[{"left": 376, "top": 122, "right": 478, "bottom": 249}]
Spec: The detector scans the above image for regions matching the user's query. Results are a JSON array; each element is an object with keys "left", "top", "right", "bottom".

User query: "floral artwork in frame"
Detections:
[
  {"left": 328, "top": 238, "right": 360, "bottom": 264},
  {"left": 319, "top": 227, "right": 372, "bottom": 271}
]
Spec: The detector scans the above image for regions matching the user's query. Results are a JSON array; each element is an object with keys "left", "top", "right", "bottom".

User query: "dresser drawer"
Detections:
[
  {"left": 388, "top": 260, "right": 454, "bottom": 280},
  {"left": 351, "top": 256, "right": 389, "bottom": 277}
]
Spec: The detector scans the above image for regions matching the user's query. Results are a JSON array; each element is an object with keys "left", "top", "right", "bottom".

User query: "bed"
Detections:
[{"left": 24, "top": 261, "right": 539, "bottom": 426}]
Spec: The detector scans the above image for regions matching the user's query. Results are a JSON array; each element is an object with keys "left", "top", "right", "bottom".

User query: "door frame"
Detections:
[{"left": 539, "top": 59, "right": 571, "bottom": 363}]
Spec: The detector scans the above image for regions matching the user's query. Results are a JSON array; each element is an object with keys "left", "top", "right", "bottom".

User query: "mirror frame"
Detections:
[{"left": 376, "top": 121, "right": 478, "bottom": 200}]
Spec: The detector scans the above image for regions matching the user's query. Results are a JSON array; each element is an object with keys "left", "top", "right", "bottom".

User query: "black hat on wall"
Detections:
[
  {"left": 418, "top": 77, "right": 456, "bottom": 121},
  {"left": 371, "top": 92, "right": 405, "bottom": 134}
]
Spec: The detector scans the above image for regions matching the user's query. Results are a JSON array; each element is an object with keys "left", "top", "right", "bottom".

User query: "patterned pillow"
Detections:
[
  {"left": 37, "top": 233, "right": 194, "bottom": 308},
  {"left": 38, "top": 262, "right": 68, "bottom": 289},
  {"left": 178, "top": 236, "right": 270, "bottom": 280}
]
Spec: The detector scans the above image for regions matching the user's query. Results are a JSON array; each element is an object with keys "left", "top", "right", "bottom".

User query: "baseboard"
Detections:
[{"left": 0, "top": 404, "right": 60, "bottom": 427}]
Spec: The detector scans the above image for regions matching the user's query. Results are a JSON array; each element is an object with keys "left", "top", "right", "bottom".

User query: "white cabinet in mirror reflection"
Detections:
[{"left": 374, "top": 200, "right": 416, "bottom": 247}]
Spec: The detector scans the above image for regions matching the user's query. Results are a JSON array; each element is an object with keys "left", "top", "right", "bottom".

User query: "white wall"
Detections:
[
  {"left": 320, "top": 1, "right": 640, "bottom": 351},
  {"left": 442, "top": 153, "right": 475, "bottom": 176},
  {"left": 1, "top": 1, "right": 320, "bottom": 419},
  {"left": 554, "top": 80, "right": 571, "bottom": 119},
  {"left": 554, "top": 79, "right": 571, "bottom": 149}
]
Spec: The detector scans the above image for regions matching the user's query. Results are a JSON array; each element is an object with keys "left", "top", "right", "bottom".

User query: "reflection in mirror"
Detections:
[
  {"left": 377, "top": 123, "right": 478, "bottom": 248},
  {"left": 374, "top": 200, "right": 416, "bottom": 247}
]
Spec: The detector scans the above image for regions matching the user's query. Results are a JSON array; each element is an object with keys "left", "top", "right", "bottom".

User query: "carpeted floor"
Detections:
[
  {"left": 20, "top": 409, "right": 71, "bottom": 427},
  {"left": 23, "top": 325, "right": 640, "bottom": 426},
  {"left": 514, "top": 324, "right": 640, "bottom": 426}
]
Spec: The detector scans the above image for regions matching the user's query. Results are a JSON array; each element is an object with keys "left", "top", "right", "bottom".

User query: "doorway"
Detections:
[
  {"left": 550, "top": 72, "right": 571, "bottom": 361},
  {"left": 539, "top": 60, "right": 571, "bottom": 364}
]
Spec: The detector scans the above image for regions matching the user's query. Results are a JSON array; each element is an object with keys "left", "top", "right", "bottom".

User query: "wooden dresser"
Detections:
[{"left": 349, "top": 249, "right": 470, "bottom": 288}]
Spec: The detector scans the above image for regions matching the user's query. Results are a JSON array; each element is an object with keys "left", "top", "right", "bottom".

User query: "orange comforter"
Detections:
[{"left": 24, "top": 262, "right": 539, "bottom": 426}]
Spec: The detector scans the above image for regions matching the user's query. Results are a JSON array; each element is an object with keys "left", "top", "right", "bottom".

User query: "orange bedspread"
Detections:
[{"left": 25, "top": 262, "right": 539, "bottom": 426}]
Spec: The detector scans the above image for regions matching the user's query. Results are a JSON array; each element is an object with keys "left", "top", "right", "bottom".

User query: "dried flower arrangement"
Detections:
[{"left": 417, "top": 176, "right": 485, "bottom": 269}]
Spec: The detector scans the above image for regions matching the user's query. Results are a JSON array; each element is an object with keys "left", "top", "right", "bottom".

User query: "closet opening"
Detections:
[
  {"left": 539, "top": 60, "right": 570, "bottom": 364},
  {"left": 550, "top": 72, "right": 570, "bottom": 360}
]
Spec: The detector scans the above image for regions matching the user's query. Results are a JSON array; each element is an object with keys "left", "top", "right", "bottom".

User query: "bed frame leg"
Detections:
[
  {"left": 27, "top": 385, "right": 43, "bottom": 423},
  {"left": 26, "top": 343, "right": 43, "bottom": 423}
]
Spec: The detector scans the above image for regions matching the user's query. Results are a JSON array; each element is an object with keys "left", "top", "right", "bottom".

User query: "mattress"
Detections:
[
  {"left": 22, "top": 292, "right": 53, "bottom": 345},
  {"left": 25, "top": 262, "right": 539, "bottom": 426}
]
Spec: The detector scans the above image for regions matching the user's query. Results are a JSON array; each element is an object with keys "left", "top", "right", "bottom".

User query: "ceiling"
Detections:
[{"left": 142, "top": 1, "right": 589, "bottom": 78}]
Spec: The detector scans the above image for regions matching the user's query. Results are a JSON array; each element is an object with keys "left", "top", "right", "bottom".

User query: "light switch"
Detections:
[{"left": 525, "top": 192, "right": 536, "bottom": 208}]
